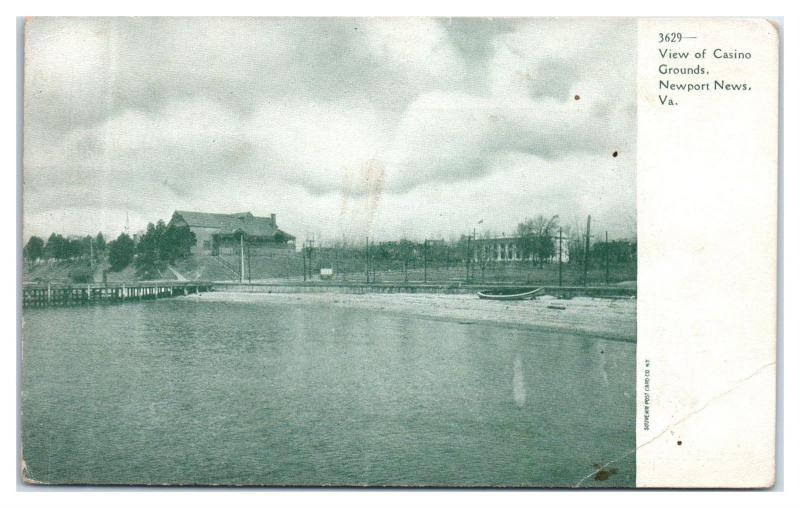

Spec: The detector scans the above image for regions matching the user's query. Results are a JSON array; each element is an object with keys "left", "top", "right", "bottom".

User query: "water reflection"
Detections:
[
  {"left": 22, "top": 299, "right": 635, "bottom": 486},
  {"left": 512, "top": 354, "right": 527, "bottom": 408}
]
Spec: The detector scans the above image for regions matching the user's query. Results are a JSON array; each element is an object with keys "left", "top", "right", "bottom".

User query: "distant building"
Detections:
[
  {"left": 472, "top": 235, "right": 569, "bottom": 263},
  {"left": 169, "top": 211, "right": 295, "bottom": 256}
]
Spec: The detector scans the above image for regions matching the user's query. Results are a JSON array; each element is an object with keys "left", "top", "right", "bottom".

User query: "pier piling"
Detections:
[{"left": 22, "top": 282, "right": 212, "bottom": 308}]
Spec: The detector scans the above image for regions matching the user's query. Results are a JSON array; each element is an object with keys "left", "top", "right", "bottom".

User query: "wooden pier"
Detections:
[{"left": 22, "top": 281, "right": 213, "bottom": 308}]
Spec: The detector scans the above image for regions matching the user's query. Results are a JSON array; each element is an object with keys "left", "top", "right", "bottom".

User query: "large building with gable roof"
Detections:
[{"left": 169, "top": 211, "right": 295, "bottom": 256}]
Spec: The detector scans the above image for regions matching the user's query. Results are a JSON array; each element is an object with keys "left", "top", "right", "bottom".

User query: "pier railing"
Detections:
[{"left": 22, "top": 281, "right": 214, "bottom": 308}]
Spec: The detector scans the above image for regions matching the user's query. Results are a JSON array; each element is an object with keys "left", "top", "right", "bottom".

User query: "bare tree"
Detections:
[
  {"left": 475, "top": 230, "right": 495, "bottom": 282},
  {"left": 516, "top": 215, "right": 559, "bottom": 267}
]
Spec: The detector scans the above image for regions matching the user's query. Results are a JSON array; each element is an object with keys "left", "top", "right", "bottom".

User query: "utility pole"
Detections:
[
  {"left": 307, "top": 237, "right": 315, "bottom": 281},
  {"left": 240, "top": 233, "right": 245, "bottom": 283},
  {"left": 302, "top": 240, "right": 307, "bottom": 282},
  {"left": 605, "top": 231, "right": 609, "bottom": 285},
  {"left": 473, "top": 228, "right": 476, "bottom": 281},
  {"left": 365, "top": 236, "right": 370, "bottom": 283},
  {"left": 335, "top": 240, "right": 340, "bottom": 277},
  {"left": 466, "top": 232, "right": 472, "bottom": 283},
  {"left": 423, "top": 239, "right": 428, "bottom": 283},
  {"left": 583, "top": 215, "right": 591, "bottom": 287},
  {"left": 404, "top": 247, "right": 409, "bottom": 283},
  {"left": 558, "top": 227, "right": 563, "bottom": 287}
]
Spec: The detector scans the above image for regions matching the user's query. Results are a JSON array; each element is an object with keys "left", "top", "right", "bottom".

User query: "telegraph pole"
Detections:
[
  {"left": 302, "top": 240, "right": 307, "bottom": 282},
  {"left": 583, "top": 215, "right": 591, "bottom": 287},
  {"left": 466, "top": 232, "right": 472, "bottom": 283},
  {"left": 307, "top": 237, "right": 315, "bottom": 281},
  {"left": 558, "top": 227, "right": 563, "bottom": 287},
  {"left": 239, "top": 233, "right": 246, "bottom": 283},
  {"left": 605, "top": 231, "right": 609, "bottom": 285},
  {"left": 423, "top": 239, "right": 428, "bottom": 283},
  {"left": 471, "top": 228, "right": 477, "bottom": 282}
]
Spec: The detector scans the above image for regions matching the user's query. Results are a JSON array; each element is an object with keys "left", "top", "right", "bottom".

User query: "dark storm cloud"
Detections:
[{"left": 24, "top": 17, "right": 637, "bottom": 241}]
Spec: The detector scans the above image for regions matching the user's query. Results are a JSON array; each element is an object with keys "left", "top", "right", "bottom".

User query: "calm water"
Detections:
[{"left": 22, "top": 298, "right": 635, "bottom": 487}]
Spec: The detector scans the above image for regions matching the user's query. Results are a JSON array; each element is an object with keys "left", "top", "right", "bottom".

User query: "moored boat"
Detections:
[{"left": 476, "top": 287, "right": 544, "bottom": 301}]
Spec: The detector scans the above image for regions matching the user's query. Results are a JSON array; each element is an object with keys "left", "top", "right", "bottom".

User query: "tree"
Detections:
[
  {"left": 516, "top": 215, "right": 559, "bottom": 266},
  {"left": 135, "top": 220, "right": 196, "bottom": 278},
  {"left": 66, "top": 238, "right": 83, "bottom": 259},
  {"left": 567, "top": 232, "right": 584, "bottom": 265},
  {"left": 23, "top": 236, "right": 45, "bottom": 262},
  {"left": 591, "top": 239, "right": 637, "bottom": 264},
  {"left": 159, "top": 223, "right": 196, "bottom": 263},
  {"left": 108, "top": 233, "right": 135, "bottom": 271},
  {"left": 45, "top": 233, "right": 83, "bottom": 260},
  {"left": 475, "top": 231, "right": 496, "bottom": 282},
  {"left": 45, "top": 233, "right": 65, "bottom": 260},
  {"left": 81, "top": 235, "right": 94, "bottom": 259},
  {"left": 397, "top": 239, "right": 415, "bottom": 282},
  {"left": 134, "top": 221, "right": 165, "bottom": 278},
  {"left": 95, "top": 232, "right": 106, "bottom": 252}
]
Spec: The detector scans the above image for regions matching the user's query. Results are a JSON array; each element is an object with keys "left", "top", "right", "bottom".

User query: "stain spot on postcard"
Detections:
[{"left": 592, "top": 464, "right": 618, "bottom": 481}]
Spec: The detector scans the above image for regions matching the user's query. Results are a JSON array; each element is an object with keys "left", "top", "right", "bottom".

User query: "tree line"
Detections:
[
  {"left": 304, "top": 214, "right": 635, "bottom": 270},
  {"left": 24, "top": 213, "right": 634, "bottom": 280},
  {"left": 132, "top": 220, "right": 196, "bottom": 278},
  {"left": 24, "top": 232, "right": 106, "bottom": 262},
  {"left": 23, "top": 219, "right": 196, "bottom": 277}
]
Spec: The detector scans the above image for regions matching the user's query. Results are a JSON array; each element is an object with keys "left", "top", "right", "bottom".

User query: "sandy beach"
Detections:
[{"left": 187, "top": 291, "right": 636, "bottom": 343}]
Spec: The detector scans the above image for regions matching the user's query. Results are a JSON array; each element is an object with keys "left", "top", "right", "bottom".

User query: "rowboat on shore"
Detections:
[{"left": 476, "top": 287, "right": 545, "bottom": 301}]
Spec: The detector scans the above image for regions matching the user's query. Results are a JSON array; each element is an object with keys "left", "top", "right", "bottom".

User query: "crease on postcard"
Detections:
[{"left": 574, "top": 360, "right": 775, "bottom": 487}]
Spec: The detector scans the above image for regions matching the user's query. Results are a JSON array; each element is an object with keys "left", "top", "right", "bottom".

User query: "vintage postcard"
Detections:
[{"left": 20, "top": 17, "right": 778, "bottom": 487}]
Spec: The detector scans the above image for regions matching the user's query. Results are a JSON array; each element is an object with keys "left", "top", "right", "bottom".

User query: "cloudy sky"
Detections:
[{"left": 24, "top": 17, "right": 636, "bottom": 244}]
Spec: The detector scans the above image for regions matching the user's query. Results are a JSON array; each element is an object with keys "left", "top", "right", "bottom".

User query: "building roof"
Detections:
[{"left": 171, "top": 211, "right": 295, "bottom": 240}]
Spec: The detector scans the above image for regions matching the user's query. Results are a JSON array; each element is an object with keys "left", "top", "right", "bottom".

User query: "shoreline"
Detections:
[{"left": 185, "top": 291, "right": 636, "bottom": 343}]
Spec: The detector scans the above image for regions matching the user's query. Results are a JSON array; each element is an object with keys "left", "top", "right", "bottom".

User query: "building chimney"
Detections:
[{"left": 270, "top": 213, "right": 276, "bottom": 224}]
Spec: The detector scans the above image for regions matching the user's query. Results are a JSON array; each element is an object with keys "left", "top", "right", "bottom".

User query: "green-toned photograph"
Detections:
[{"left": 21, "top": 17, "right": 637, "bottom": 487}]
